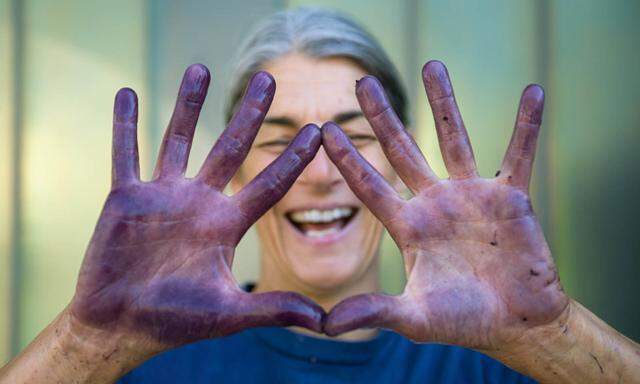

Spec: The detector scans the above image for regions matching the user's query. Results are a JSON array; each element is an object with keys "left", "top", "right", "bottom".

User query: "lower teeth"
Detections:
[{"left": 306, "top": 227, "right": 340, "bottom": 238}]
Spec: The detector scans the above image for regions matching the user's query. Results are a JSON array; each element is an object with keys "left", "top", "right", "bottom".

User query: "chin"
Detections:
[
  {"left": 276, "top": 205, "right": 376, "bottom": 291},
  {"left": 288, "top": 252, "right": 367, "bottom": 292}
]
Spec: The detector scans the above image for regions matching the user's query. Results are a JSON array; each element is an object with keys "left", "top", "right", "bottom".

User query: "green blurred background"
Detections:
[{"left": 1, "top": 0, "right": 639, "bottom": 363}]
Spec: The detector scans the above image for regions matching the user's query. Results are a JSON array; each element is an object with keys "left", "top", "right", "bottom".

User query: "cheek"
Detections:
[
  {"left": 360, "top": 145, "right": 397, "bottom": 182},
  {"left": 236, "top": 150, "right": 278, "bottom": 187}
]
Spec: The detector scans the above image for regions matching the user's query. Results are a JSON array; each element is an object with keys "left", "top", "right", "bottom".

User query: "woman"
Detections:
[{"left": 1, "top": 7, "right": 638, "bottom": 384}]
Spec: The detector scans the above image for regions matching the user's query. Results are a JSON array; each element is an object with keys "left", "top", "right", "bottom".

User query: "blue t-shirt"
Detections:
[{"left": 118, "top": 326, "right": 535, "bottom": 383}]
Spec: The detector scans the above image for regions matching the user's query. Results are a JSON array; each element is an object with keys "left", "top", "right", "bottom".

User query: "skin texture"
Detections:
[
  {"left": 323, "top": 60, "right": 567, "bottom": 348},
  {"left": 72, "top": 64, "right": 325, "bottom": 349}
]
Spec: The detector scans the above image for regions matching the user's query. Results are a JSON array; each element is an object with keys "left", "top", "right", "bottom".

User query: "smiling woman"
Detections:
[
  {"left": 222, "top": 8, "right": 409, "bottom": 310},
  {"left": 1, "top": 4, "right": 640, "bottom": 384},
  {"left": 231, "top": 53, "right": 400, "bottom": 304}
]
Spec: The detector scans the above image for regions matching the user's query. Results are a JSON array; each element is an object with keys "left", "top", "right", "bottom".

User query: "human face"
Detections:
[{"left": 232, "top": 53, "right": 400, "bottom": 293}]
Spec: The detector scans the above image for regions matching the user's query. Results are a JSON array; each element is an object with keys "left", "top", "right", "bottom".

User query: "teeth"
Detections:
[
  {"left": 306, "top": 228, "right": 340, "bottom": 238},
  {"left": 289, "top": 208, "right": 353, "bottom": 224}
]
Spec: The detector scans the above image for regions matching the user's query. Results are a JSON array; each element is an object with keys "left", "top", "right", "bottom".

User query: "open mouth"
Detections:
[{"left": 285, "top": 206, "right": 359, "bottom": 238}]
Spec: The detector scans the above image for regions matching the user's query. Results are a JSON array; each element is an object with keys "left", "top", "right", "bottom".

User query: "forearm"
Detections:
[
  {"left": 487, "top": 299, "right": 640, "bottom": 383},
  {"left": 0, "top": 308, "right": 155, "bottom": 384}
]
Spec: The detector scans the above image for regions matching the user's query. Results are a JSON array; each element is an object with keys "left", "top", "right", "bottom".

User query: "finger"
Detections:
[
  {"left": 233, "top": 291, "right": 325, "bottom": 333},
  {"left": 322, "top": 121, "right": 404, "bottom": 224},
  {"left": 324, "top": 293, "right": 408, "bottom": 336},
  {"left": 356, "top": 76, "right": 438, "bottom": 193},
  {"left": 197, "top": 71, "right": 275, "bottom": 189},
  {"left": 153, "top": 64, "right": 210, "bottom": 179},
  {"left": 234, "top": 124, "right": 321, "bottom": 224},
  {"left": 422, "top": 60, "right": 478, "bottom": 179},
  {"left": 498, "top": 84, "right": 545, "bottom": 190},
  {"left": 112, "top": 88, "right": 140, "bottom": 187}
]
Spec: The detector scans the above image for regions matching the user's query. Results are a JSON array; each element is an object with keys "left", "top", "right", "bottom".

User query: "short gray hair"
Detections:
[{"left": 225, "top": 6, "right": 407, "bottom": 125}]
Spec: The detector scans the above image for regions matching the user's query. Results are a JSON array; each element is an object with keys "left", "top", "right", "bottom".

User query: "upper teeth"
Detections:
[{"left": 290, "top": 208, "right": 353, "bottom": 223}]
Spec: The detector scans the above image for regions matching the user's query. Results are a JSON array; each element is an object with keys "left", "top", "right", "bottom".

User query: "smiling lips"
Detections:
[{"left": 286, "top": 207, "right": 358, "bottom": 238}]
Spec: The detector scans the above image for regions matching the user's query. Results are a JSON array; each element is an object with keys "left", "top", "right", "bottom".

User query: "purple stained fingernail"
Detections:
[
  {"left": 245, "top": 71, "right": 276, "bottom": 108},
  {"left": 519, "top": 84, "right": 545, "bottom": 125},
  {"left": 114, "top": 88, "right": 137, "bottom": 123},
  {"left": 180, "top": 64, "right": 211, "bottom": 104},
  {"left": 355, "top": 75, "right": 389, "bottom": 115},
  {"left": 422, "top": 60, "right": 453, "bottom": 100}
]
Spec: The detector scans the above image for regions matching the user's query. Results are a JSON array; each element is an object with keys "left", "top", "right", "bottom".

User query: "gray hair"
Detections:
[{"left": 225, "top": 6, "right": 407, "bottom": 125}]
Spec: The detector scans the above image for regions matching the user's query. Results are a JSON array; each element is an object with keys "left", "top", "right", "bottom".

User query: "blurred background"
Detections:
[{"left": 1, "top": 0, "right": 639, "bottom": 363}]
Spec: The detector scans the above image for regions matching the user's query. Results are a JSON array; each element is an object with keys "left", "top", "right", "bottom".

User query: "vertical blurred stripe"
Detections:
[
  {"left": 17, "top": 0, "right": 147, "bottom": 351},
  {"left": 8, "top": 0, "right": 24, "bottom": 359},
  {"left": 531, "top": 0, "right": 556, "bottom": 260},
  {"left": 546, "top": 0, "right": 640, "bottom": 337},
  {"left": 0, "top": 0, "right": 14, "bottom": 363}
]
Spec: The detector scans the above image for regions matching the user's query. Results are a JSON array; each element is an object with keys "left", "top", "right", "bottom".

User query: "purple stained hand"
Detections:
[
  {"left": 323, "top": 61, "right": 568, "bottom": 350},
  {"left": 70, "top": 64, "right": 324, "bottom": 351}
]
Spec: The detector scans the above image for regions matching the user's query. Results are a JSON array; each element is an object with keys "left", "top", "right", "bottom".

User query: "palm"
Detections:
[
  {"left": 70, "top": 65, "right": 324, "bottom": 349},
  {"left": 399, "top": 179, "right": 564, "bottom": 348},
  {"left": 323, "top": 61, "right": 568, "bottom": 350},
  {"left": 76, "top": 183, "right": 241, "bottom": 343}
]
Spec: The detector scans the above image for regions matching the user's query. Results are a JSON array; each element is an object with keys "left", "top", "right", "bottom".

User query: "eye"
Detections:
[
  {"left": 256, "top": 138, "right": 291, "bottom": 153},
  {"left": 348, "top": 134, "right": 377, "bottom": 147},
  {"left": 258, "top": 139, "right": 290, "bottom": 147}
]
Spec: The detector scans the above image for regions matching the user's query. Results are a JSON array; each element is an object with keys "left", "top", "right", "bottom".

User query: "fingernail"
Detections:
[
  {"left": 355, "top": 76, "right": 388, "bottom": 115},
  {"left": 114, "top": 88, "right": 137, "bottom": 123},
  {"left": 181, "top": 64, "right": 211, "bottom": 103},
  {"left": 293, "top": 124, "right": 321, "bottom": 154},
  {"left": 320, "top": 121, "right": 339, "bottom": 136},
  {"left": 246, "top": 71, "right": 276, "bottom": 108},
  {"left": 422, "top": 60, "right": 452, "bottom": 101},
  {"left": 520, "top": 84, "right": 545, "bottom": 124}
]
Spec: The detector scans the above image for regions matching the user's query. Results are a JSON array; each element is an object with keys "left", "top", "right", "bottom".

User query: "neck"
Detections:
[{"left": 254, "top": 254, "right": 381, "bottom": 341}]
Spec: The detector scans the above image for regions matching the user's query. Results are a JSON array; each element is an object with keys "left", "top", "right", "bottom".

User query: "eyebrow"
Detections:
[
  {"left": 333, "top": 110, "right": 364, "bottom": 124},
  {"left": 262, "top": 116, "right": 297, "bottom": 128},
  {"left": 262, "top": 110, "right": 365, "bottom": 128}
]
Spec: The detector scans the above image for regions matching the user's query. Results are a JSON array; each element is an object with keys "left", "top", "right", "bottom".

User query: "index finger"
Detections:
[
  {"left": 322, "top": 122, "right": 404, "bottom": 224},
  {"left": 233, "top": 124, "right": 322, "bottom": 224}
]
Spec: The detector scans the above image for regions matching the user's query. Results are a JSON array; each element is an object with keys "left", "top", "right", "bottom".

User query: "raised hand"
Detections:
[
  {"left": 323, "top": 61, "right": 568, "bottom": 350},
  {"left": 70, "top": 64, "right": 324, "bottom": 352}
]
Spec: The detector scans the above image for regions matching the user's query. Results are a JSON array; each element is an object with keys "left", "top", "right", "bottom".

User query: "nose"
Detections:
[{"left": 297, "top": 146, "right": 342, "bottom": 193}]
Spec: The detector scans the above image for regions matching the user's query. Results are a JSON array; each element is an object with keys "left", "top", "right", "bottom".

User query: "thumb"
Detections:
[
  {"left": 324, "top": 293, "right": 410, "bottom": 337},
  {"left": 233, "top": 291, "right": 325, "bottom": 333}
]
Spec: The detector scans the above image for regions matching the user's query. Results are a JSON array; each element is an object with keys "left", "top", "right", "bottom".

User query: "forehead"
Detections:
[{"left": 261, "top": 53, "right": 367, "bottom": 121}]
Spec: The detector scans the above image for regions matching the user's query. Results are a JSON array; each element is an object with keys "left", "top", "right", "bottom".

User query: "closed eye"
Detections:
[
  {"left": 348, "top": 134, "right": 377, "bottom": 147},
  {"left": 257, "top": 139, "right": 291, "bottom": 148}
]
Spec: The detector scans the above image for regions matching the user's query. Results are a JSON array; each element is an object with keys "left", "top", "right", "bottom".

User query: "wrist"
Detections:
[
  {"left": 487, "top": 299, "right": 639, "bottom": 383},
  {"left": 59, "top": 306, "right": 162, "bottom": 381},
  {"left": 1, "top": 307, "right": 160, "bottom": 384}
]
